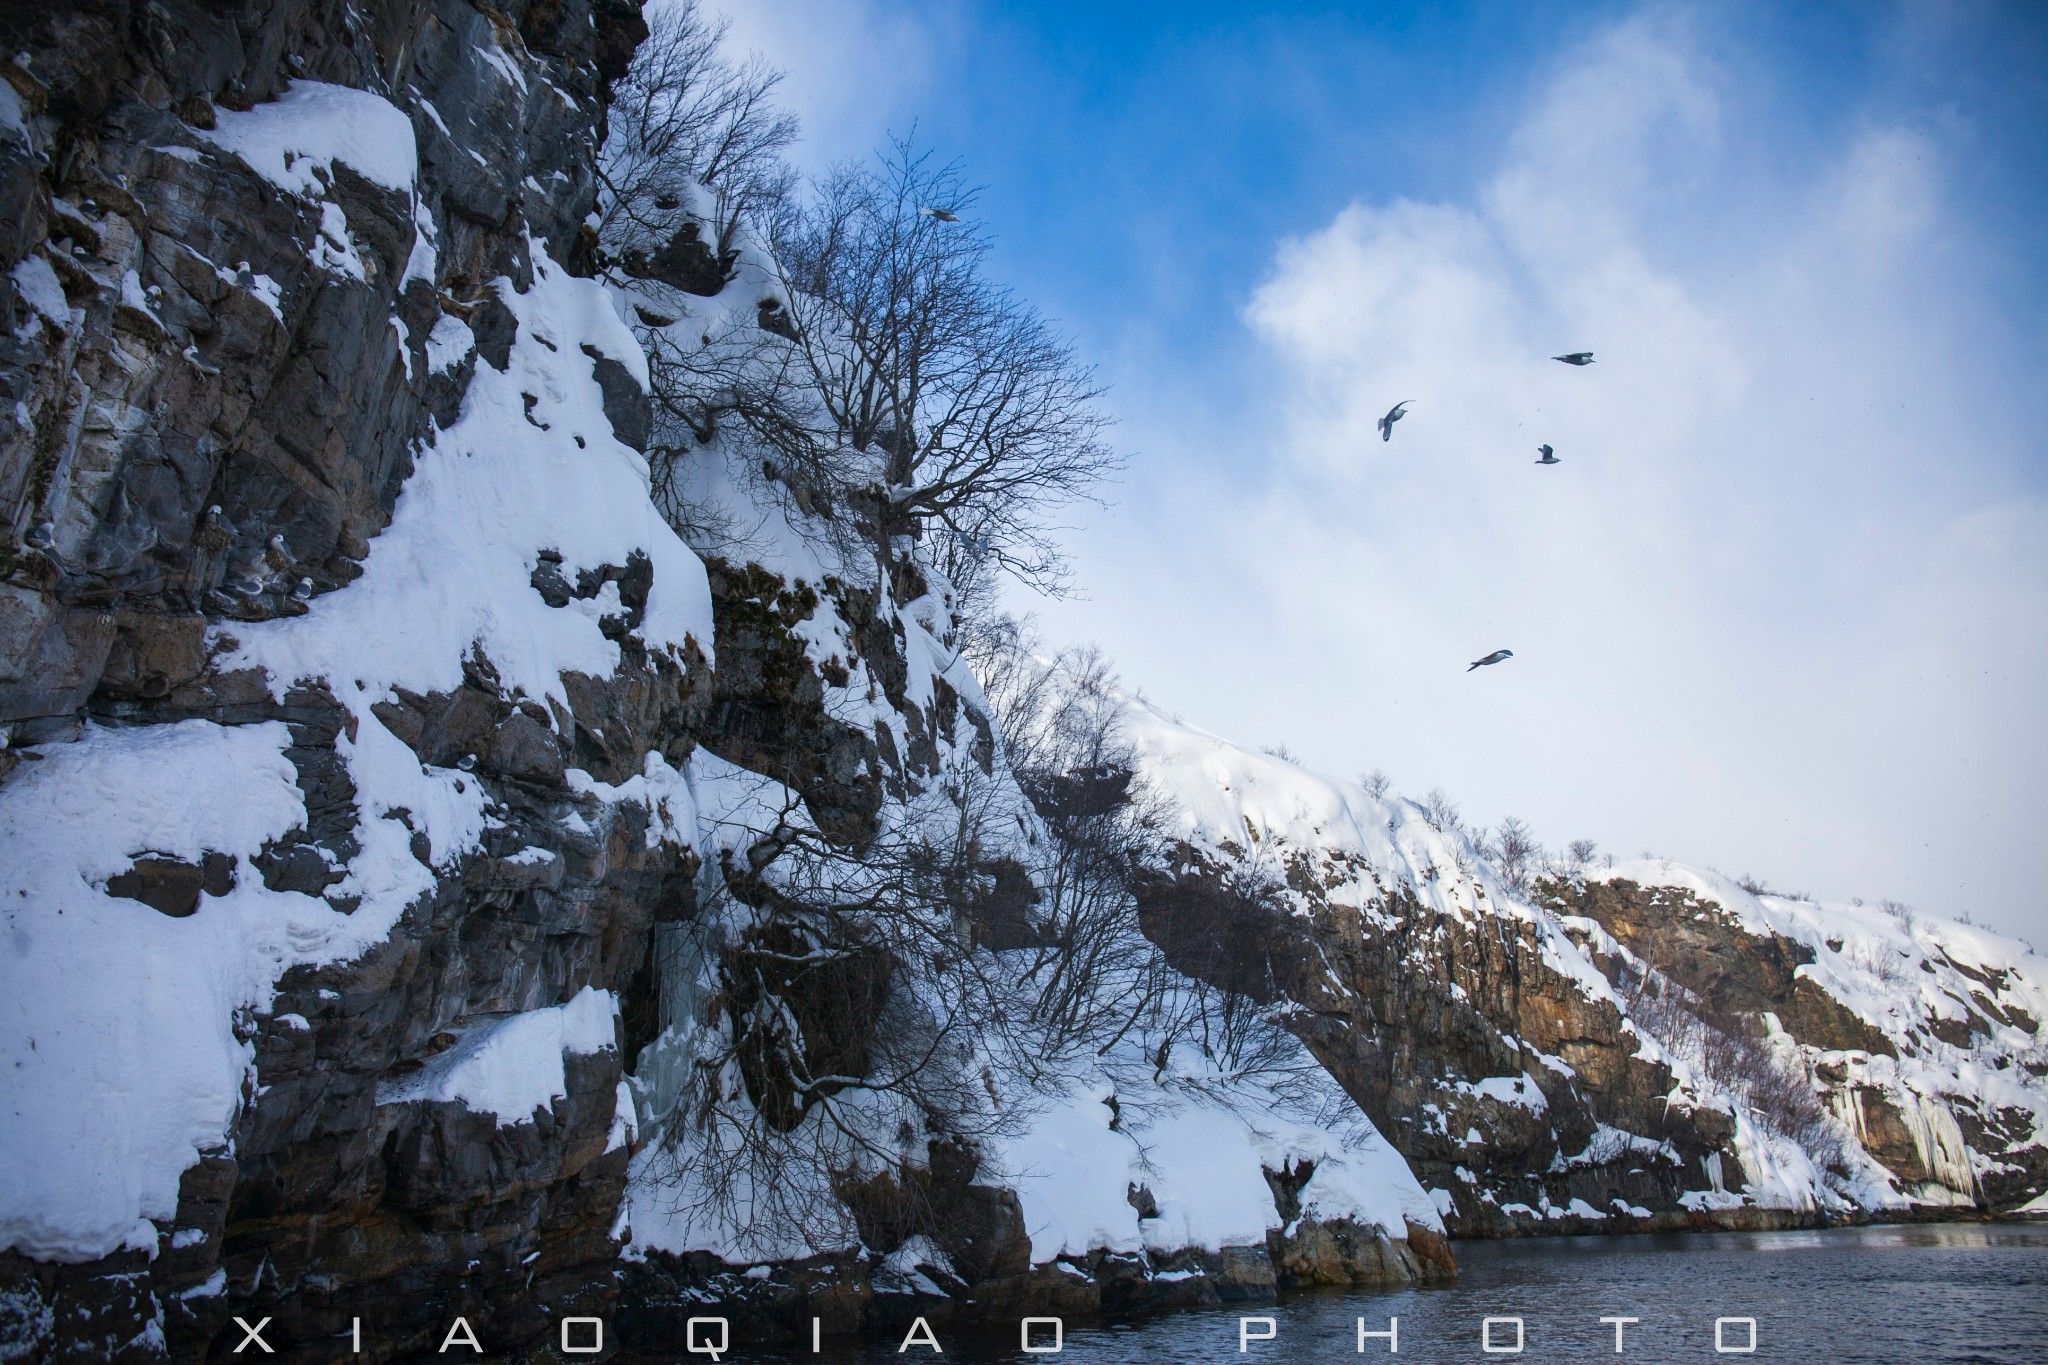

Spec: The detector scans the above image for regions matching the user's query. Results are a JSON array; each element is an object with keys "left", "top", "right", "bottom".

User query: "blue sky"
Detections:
[{"left": 716, "top": 1, "right": 2048, "bottom": 939}]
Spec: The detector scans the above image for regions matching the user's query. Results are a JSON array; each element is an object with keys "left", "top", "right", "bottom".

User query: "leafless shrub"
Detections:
[
  {"left": 647, "top": 620, "right": 1314, "bottom": 1255},
  {"left": 1844, "top": 938, "right": 1909, "bottom": 985},
  {"left": 1359, "top": 769, "right": 1391, "bottom": 800},
  {"left": 1619, "top": 972, "right": 1846, "bottom": 1172},
  {"left": 1485, "top": 816, "right": 1542, "bottom": 894},
  {"left": 1419, "top": 787, "right": 1463, "bottom": 834},
  {"left": 975, "top": 621, "right": 1310, "bottom": 1088},
  {"left": 1737, "top": 874, "right": 1771, "bottom": 896},
  {"left": 589, "top": 2, "right": 812, "bottom": 559},
  {"left": 596, "top": 1, "right": 798, "bottom": 284},
  {"left": 1260, "top": 743, "right": 1299, "bottom": 763},
  {"left": 1881, "top": 899, "right": 1917, "bottom": 935},
  {"left": 1566, "top": 838, "right": 1598, "bottom": 869}
]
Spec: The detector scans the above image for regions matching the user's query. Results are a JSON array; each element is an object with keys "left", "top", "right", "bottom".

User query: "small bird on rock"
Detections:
[
  {"left": 1536, "top": 445, "right": 1559, "bottom": 464},
  {"left": 24, "top": 520, "right": 54, "bottom": 550},
  {"left": 1377, "top": 400, "right": 1412, "bottom": 442},
  {"left": 1468, "top": 649, "right": 1514, "bottom": 671},
  {"left": 1553, "top": 352, "right": 1594, "bottom": 366},
  {"left": 918, "top": 206, "right": 960, "bottom": 222}
]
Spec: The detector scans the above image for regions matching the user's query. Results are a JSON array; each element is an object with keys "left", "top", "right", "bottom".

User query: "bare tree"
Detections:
[
  {"left": 590, "top": 1, "right": 808, "bottom": 559},
  {"left": 1488, "top": 816, "right": 1542, "bottom": 893},
  {"left": 768, "top": 139, "right": 1119, "bottom": 594},
  {"left": 1880, "top": 899, "right": 1917, "bottom": 935},
  {"left": 1360, "top": 769, "right": 1391, "bottom": 800},
  {"left": 1420, "top": 787, "right": 1463, "bottom": 834},
  {"left": 595, "top": 1, "right": 798, "bottom": 288},
  {"left": 1565, "top": 838, "right": 1598, "bottom": 868}
]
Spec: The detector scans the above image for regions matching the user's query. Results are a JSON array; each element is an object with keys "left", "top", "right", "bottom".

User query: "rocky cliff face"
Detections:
[
  {"left": 0, "top": 7, "right": 1448, "bottom": 1361},
  {"left": 1123, "top": 698, "right": 2048, "bottom": 1237},
  {"left": 0, "top": 1, "right": 684, "bottom": 1358}
]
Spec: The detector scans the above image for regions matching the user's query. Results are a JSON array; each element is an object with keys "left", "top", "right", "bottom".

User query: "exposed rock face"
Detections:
[
  {"left": 0, "top": 0, "right": 645, "bottom": 741},
  {"left": 0, "top": 1, "right": 675, "bottom": 1359},
  {"left": 1137, "top": 846, "right": 1743, "bottom": 1236},
  {"left": 1546, "top": 877, "right": 2044, "bottom": 1212}
]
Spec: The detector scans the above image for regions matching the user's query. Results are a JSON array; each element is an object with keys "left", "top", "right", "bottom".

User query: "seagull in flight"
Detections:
[
  {"left": 1377, "top": 400, "right": 1412, "bottom": 442},
  {"left": 1552, "top": 352, "right": 1594, "bottom": 366},
  {"left": 1536, "top": 445, "right": 1559, "bottom": 464},
  {"left": 1468, "top": 649, "right": 1514, "bottom": 671},
  {"left": 919, "top": 206, "right": 960, "bottom": 222}
]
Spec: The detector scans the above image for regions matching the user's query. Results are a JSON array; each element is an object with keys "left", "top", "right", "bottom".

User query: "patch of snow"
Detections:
[
  {"left": 215, "top": 264, "right": 285, "bottom": 323},
  {"left": 377, "top": 987, "right": 618, "bottom": 1124},
  {"left": 401, "top": 193, "right": 439, "bottom": 290},
  {"left": 476, "top": 43, "right": 529, "bottom": 95},
  {"left": 425, "top": 313, "right": 474, "bottom": 374},
  {"left": 0, "top": 721, "right": 311, "bottom": 1261},
  {"left": 311, "top": 202, "right": 367, "bottom": 281},
  {"left": 1459, "top": 1074, "right": 1548, "bottom": 1112},
  {"left": 119, "top": 269, "right": 162, "bottom": 324},
  {"left": 11, "top": 256, "right": 68, "bottom": 327},
  {"left": 0, "top": 79, "right": 24, "bottom": 142},
  {"left": 997, "top": 1041, "right": 1439, "bottom": 1264},
  {"left": 607, "top": 1079, "right": 638, "bottom": 1154},
  {"left": 197, "top": 81, "right": 417, "bottom": 197}
]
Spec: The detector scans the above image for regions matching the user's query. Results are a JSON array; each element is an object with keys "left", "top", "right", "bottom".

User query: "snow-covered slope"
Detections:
[
  {"left": 597, "top": 228, "right": 1450, "bottom": 1335},
  {"left": 1121, "top": 698, "right": 2048, "bottom": 1231}
]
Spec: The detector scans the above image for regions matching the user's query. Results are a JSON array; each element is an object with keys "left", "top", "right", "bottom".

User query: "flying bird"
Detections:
[
  {"left": 1536, "top": 445, "right": 1559, "bottom": 464},
  {"left": 1377, "top": 400, "right": 1412, "bottom": 442},
  {"left": 1552, "top": 352, "right": 1594, "bottom": 366},
  {"left": 918, "top": 206, "right": 960, "bottom": 222},
  {"left": 1467, "top": 649, "right": 1514, "bottom": 671}
]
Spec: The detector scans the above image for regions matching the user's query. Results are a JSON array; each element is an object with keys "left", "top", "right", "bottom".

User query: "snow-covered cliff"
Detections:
[
  {"left": 1124, "top": 698, "right": 2048, "bottom": 1233},
  {"left": 0, "top": 6, "right": 1442, "bottom": 1359}
]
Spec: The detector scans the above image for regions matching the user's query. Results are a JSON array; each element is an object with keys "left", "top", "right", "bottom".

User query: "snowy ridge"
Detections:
[
  {"left": 1125, "top": 695, "right": 1623, "bottom": 1008},
  {"left": 1590, "top": 860, "right": 2048, "bottom": 1205},
  {"left": 1120, "top": 697, "right": 2048, "bottom": 1222}
]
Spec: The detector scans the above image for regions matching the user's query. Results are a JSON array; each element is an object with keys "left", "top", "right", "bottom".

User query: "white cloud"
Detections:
[
  {"left": 707, "top": 0, "right": 953, "bottom": 171},
  {"left": 1032, "top": 9, "right": 2047, "bottom": 939}
]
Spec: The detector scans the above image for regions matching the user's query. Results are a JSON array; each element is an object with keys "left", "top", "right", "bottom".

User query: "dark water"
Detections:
[{"left": 691, "top": 1224, "right": 2048, "bottom": 1364}]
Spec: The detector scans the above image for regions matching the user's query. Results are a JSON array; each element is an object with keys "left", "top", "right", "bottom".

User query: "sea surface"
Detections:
[{"left": 688, "top": 1223, "right": 2048, "bottom": 1364}]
